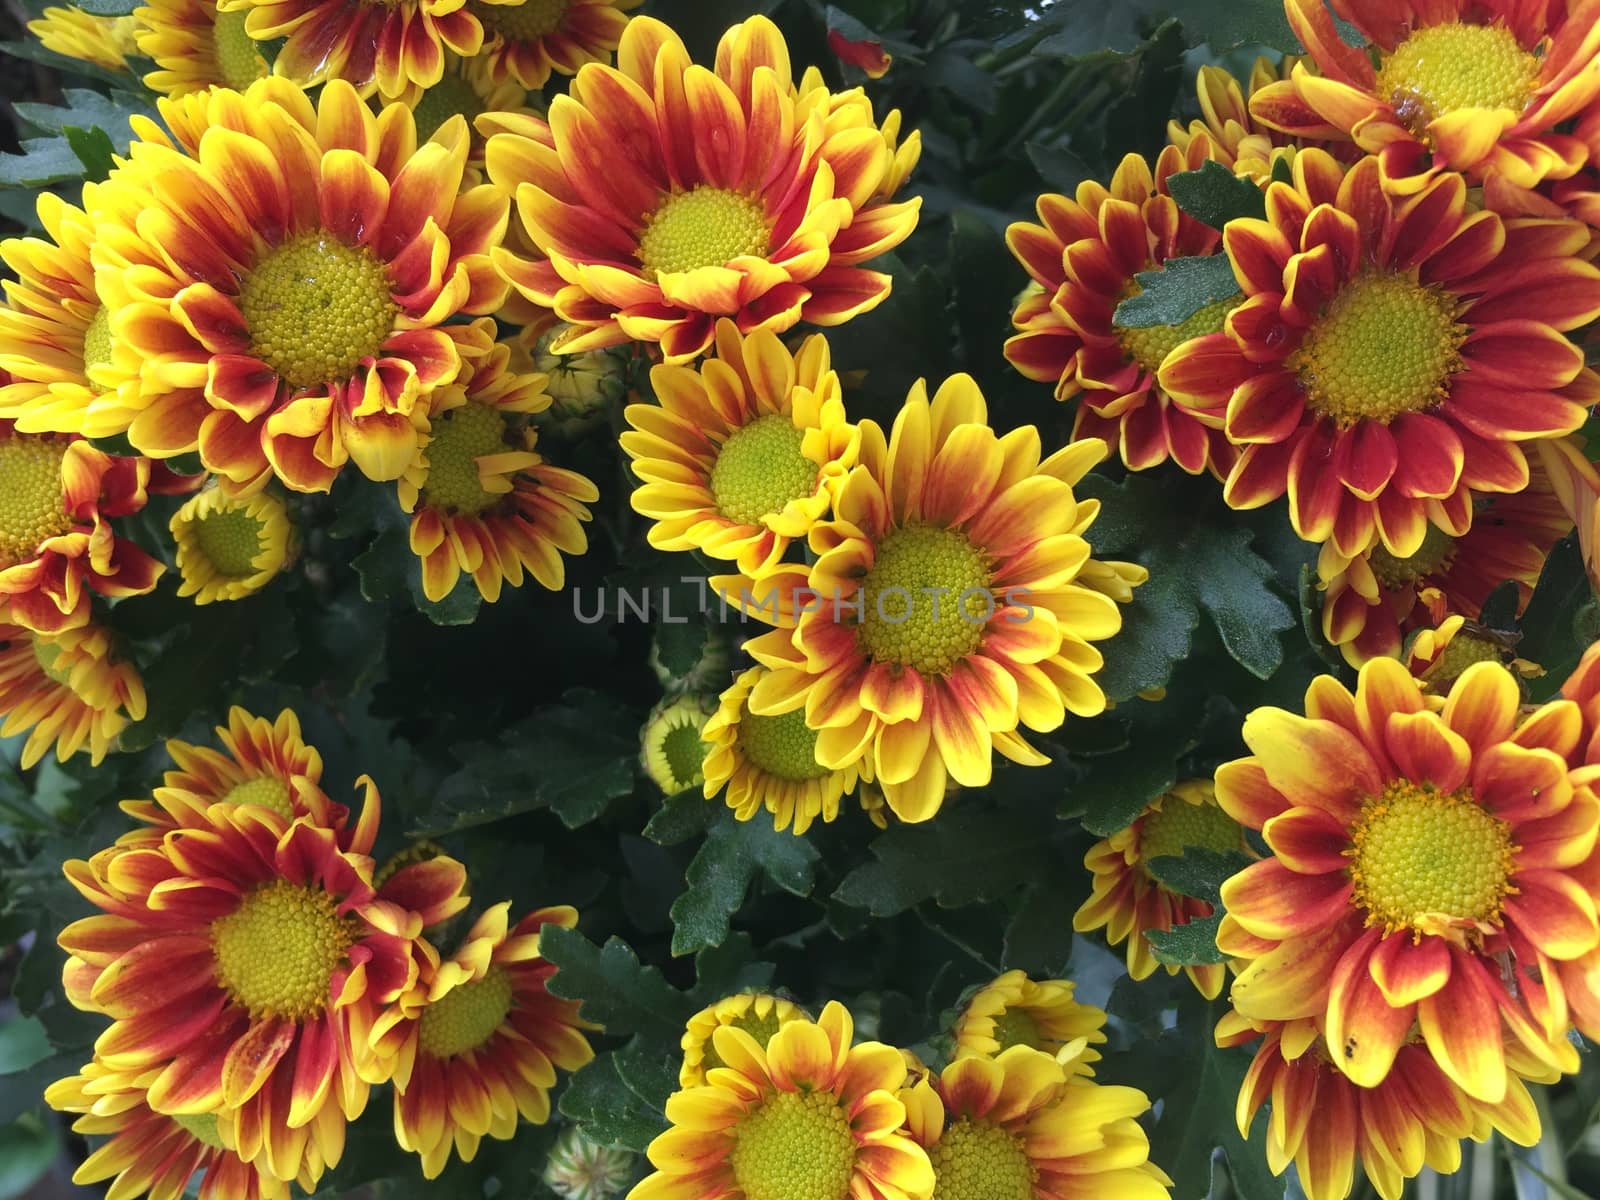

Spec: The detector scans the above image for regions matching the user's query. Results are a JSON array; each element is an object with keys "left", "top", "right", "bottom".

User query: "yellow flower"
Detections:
[
  {"left": 135, "top": 0, "right": 269, "bottom": 95},
  {"left": 641, "top": 694, "right": 715, "bottom": 794},
  {"left": 0, "top": 619, "right": 144, "bottom": 769},
  {"left": 171, "top": 486, "right": 294, "bottom": 604},
  {"left": 951, "top": 970, "right": 1107, "bottom": 1078},
  {"left": 678, "top": 992, "right": 806, "bottom": 1087},
  {"left": 28, "top": 7, "right": 139, "bottom": 71}
]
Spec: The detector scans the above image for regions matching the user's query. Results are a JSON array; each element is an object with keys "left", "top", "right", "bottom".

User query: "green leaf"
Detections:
[
  {"left": 0, "top": 1114, "right": 58, "bottom": 1200},
  {"left": 1025, "top": 141, "right": 1094, "bottom": 192},
  {"left": 72, "top": 0, "right": 140, "bottom": 15},
  {"left": 1031, "top": 0, "right": 1148, "bottom": 58},
  {"left": 63, "top": 125, "right": 116, "bottom": 182},
  {"left": 13, "top": 89, "right": 156, "bottom": 141},
  {"left": 1146, "top": 848, "right": 1255, "bottom": 907},
  {"left": 1145, "top": 917, "right": 1225, "bottom": 966},
  {"left": 0, "top": 1018, "right": 50, "bottom": 1076},
  {"left": 0, "top": 137, "right": 86, "bottom": 187},
  {"left": 669, "top": 811, "right": 820, "bottom": 956},
  {"left": 1155, "top": 0, "right": 1302, "bottom": 52},
  {"left": 643, "top": 788, "right": 716, "bottom": 846},
  {"left": 690, "top": 932, "right": 777, "bottom": 1004},
  {"left": 1167, "top": 161, "right": 1268, "bottom": 230},
  {"left": 409, "top": 570, "right": 482, "bottom": 626},
  {"left": 1002, "top": 884, "right": 1077, "bottom": 976},
  {"left": 538, "top": 926, "right": 696, "bottom": 1042},
  {"left": 1071, "top": 702, "right": 1194, "bottom": 835},
  {"left": 1113, "top": 255, "right": 1238, "bottom": 329},
  {"left": 558, "top": 1042, "right": 670, "bottom": 1153}
]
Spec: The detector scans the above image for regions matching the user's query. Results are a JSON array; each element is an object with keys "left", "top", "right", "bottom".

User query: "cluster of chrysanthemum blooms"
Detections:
[
  {"left": 636, "top": 971, "right": 1170, "bottom": 1200},
  {"left": 43, "top": 705, "right": 596, "bottom": 1198}
]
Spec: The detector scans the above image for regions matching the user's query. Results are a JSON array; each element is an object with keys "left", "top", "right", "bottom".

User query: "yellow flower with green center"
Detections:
[
  {"left": 211, "top": 878, "right": 354, "bottom": 1020},
  {"left": 641, "top": 694, "right": 713, "bottom": 794},
  {"left": 737, "top": 709, "right": 832, "bottom": 783},
  {"left": 857, "top": 524, "right": 993, "bottom": 675},
  {"left": 637, "top": 187, "right": 771, "bottom": 277},
  {"left": 474, "top": 0, "right": 569, "bottom": 41},
  {"left": 211, "top": 8, "right": 265, "bottom": 87},
  {"left": 1119, "top": 290, "right": 1242, "bottom": 374},
  {"left": 220, "top": 775, "right": 296, "bottom": 819},
  {"left": 0, "top": 436, "right": 71, "bottom": 566},
  {"left": 410, "top": 74, "right": 487, "bottom": 142},
  {"left": 1374, "top": 23, "right": 1539, "bottom": 134},
  {"left": 709, "top": 415, "right": 818, "bottom": 525},
  {"left": 469, "top": 0, "right": 636, "bottom": 91},
  {"left": 987, "top": 1009, "right": 1042, "bottom": 1054},
  {"left": 730, "top": 1089, "right": 858, "bottom": 1200},
  {"left": 1366, "top": 523, "right": 1457, "bottom": 589},
  {"left": 81, "top": 308, "right": 114, "bottom": 372},
  {"left": 135, "top": 0, "right": 269, "bottom": 95},
  {"left": 679, "top": 991, "right": 806, "bottom": 1087},
  {"left": 928, "top": 1119, "right": 1036, "bottom": 1200},
  {"left": 418, "top": 966, "right": 515, "bottom": 1057},
  {"left": 1405, "top": 615, "right": 1540, "bottom": 695},
  {"left": 0, "top": 620, "right": 146, "bottom": 770},
  {"left": 951, "top": 970, "right": 1107, "bottom": 1072},
  {"left": 27, "top": 6, "right": 136, "bottom": 70},
  {"left": 419, "top": 402, "right": 512, "bottom": 515},
  {"left": 171, "top": 487, "right": 294, "bottom": 605}
]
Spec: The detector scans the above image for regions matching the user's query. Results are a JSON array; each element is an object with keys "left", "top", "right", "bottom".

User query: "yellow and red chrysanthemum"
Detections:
[
  {"left": 1160, "top": 150, "right": 1600, "bottom": 559},
  {"left": 631, "top": 1000, "right": 934, "bottom": 1200},
  {"left": 473, "top": 0, "right": 640, "bottom": 91},
  {"left": 0, "top": 619, "right": 145, "bottom": 769},
  {"left": 1253, "top": 0, "right": 1600, "bottom": 194},
  {"left": 702, "top": 665, "right": 873, "bottom": 835},
  {"left": 730, "top": 376, "right": 1143, "bottom": 824},
  {"left": 397, "top": 324, "right": 596, "bottom": 602},
  {"left": 1168, "top": 59, "right": 1312, "bottom": 183},
  {"left": 1074, "top": 780, "right": 1251, "bottom": 999},
  {"left": 901, "top": 1047, "right": 1171, "bottom": 1200},
  {"left": 950, "top": 970, "right": 1106, "bottom": 1080},
  {"left": 1215, "top": 657, "right": 1595, "bottom": 1102},
  {"left": 45, "top": 1060, "right": 305, "bottom": 1200},
  {"left": 365, "top": 904, "right": 594, "bottom": 1178},
  {"left": 0, "top": 422, "right": 167, "bottom": 634},
  {"left": 28, "top": 6, "right": 138, "bottom": 71},
  {"left": 487, "top": 15, "right": 921, "bottom": 363},
  {"left": 135, "top": 0, "right": 269, "bottom": 95},
  {"left": 1404, "top": 613, "right": 1541, "bottom": 695},
  {"left": 1004, "top": 145, "right": 1239, "bottom": 477},
  {"left": 1216, "top": 1013, "right": 1540, "bottom": 1200},
  {"left": 1550, "top": 644, "right": 1600, "bottom": 1041},
  {"left": 57, "top": 795, "right": 466, "bottom": 1186},
  {"left": 94, "top": 78, "right": 508, "bottom": 493},
  {"left": 620, "top": 320, "right": 855, "bottom": 579},
  {"left": 678, "top": 992, "right": 806, "bottom": 1088},
  {"left": 1317, "top": 457, "right": 1571, "bottom": 665},
  {"left": 172, "top": 486, "right": 295, "bottom": 604}
]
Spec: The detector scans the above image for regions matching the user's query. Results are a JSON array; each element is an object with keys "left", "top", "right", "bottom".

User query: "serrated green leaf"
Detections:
[
  {"left": 1072, "top": 704, "right": 1193, "bottom": 835},
  {"left": 690, "top": 932, "right": 777, "bottom": 1004},
  {"left": 669, "top": 811, "right": 820, "bottom": 955},
  {"left": 1155, "top": 0, "right": 1301, "bottom": 52},
  {"left": 409, "top": 570, "right": 481, "bottom": 626},
  {"left": 63, "top": 125, "right": 116, "bottom": 181},
  {"left": 558, "top": 1046, "right": 669, "bottom": 1152},
  {"left": 1147, "top": 848, "right": 1255, "bottom": 906},
  {"left": 72, "top": 0, "right": 140, "bottom": 15},
  {"left": 1032, "top": 0, "right": 1148, "bottom": 57},
  {"left": 1144, "top": 915, "right": 1225, "bottom": 966},
  {"left": 1167, "top": 160, "right": 1268, "bottom": 230},
  {"left": 0, "top": 137, "right": 86, "bottom": 187},
  {"left": 643, "top": 788, "right": 715, "bottom": 845},
  {"left": 1113, "top": 255, "right": 1238, "bottom": 329},
  {"left": 14, "top": 89, "right": 155, "bottom": 140},
  {"left": 651, "top": 621, "right": 707, "bottom": 681},
  {"left": 538, "top": 926, "right": 696, "bottom": 1042}
]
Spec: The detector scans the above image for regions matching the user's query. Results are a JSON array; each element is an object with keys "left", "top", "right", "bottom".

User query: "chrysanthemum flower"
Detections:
[
  {"left": 1004, "top": 145, "right": 1239, "bottom": 477},
  {"left": 732, "top": 375, "right": 1144, "bottom": 823},
  {"left": 544, "top": 1125, "right": 635, "bottom": 1200},
  {"left": 641, "top": 693, "right": 716, "bottom": 795},
  {"left": 1216, "top": 1012, "right": 1540, "bottom": 1200},
  {"left": 45, "top": 1059, "right": 304, "bottom": 1200},
  {"left": 1252, "top": 0, "right": 1600, "bottom": 194},
  {"left": 472, "top": 0, "right": 639, "bottom": 90},
  {"left": 512, "top": 322, "right": 627, "bottom": 440},
  {"left": 621, "top": 321, "right": 855, "bottom": 579},
  {"left": 1549, "top": 645, "right": 1600, "bottom": 1040},
  {"left": 57, "top": 800, "right": 465, "bottom": 1185},
  {"left": 94, "top": 78, "right": 509, "bottom": 493},
  {"left": 1405, "top": 614, "right": 1540, "bottom": 695},
  {"left": 365, "top": 904, "right": 594, "bottom": 1178},
  {"left": 1160, "top": 150, "right": 1600, "bottom": 559},
  {"left": 702, "top": 665, "right": 873, "bottom": 836},
  {"left": 630, "top": 999, "right": 934, "bottom": 1200},
  {"left": 0, "top": 619, "right": 145, "bottom": 769},
  {"left": 397, "top": 326, "right": 596, "bottom": 602},
  {"left": 487, "top": 15, "right": 921, "bottom": 363},
  {"left": 1214, "top": 656, "right": 1595, "bottom": 1102},
  {"left": 1074, "top": 780, "right": 1251, "bottom": 999},
  {"left": 901, "top": 1046, "right": 1171, "bottom": 1200},
  {"left": 27, "top": 6, "right": 139, "bottom": 70},
  {"left": 0, "top": 423, "right": 166, "bottom": 634},
  {"left": 679, "top": 992, "right": 806, "bottom": 1087},
  {"left": 1317, "top": 462, "right": 1570, "bottom": 665},
  {"left": 393, "top": 57, "right": 539, "bottom": 165},
  {"left": 172, "top": 486, "right": 294, "bottom": 604},
  {"left": 135, "top": 0, "right": 269, "bottom": 95},
  {"left": 950, "top": 970, "right": 1107, "bottom": 1077},
  {"left": 1168, "top": 60, "right": 1302, "bottom": 182}
]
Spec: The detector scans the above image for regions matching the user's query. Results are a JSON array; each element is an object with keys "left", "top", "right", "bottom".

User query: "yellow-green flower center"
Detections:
[
  {"left": 1368, "top": 523, "right": 1457, "bottom": 590},
  {"left": 473, "top": 0, "right": 569, "bottom": 40},
  {"left": 1120, "top": 288, "right": 1241, "bottom": 374},
  {"left": 81, "top": 306, "right": 114, "bottom": 371},
  {"left": 171, "top": 1112, "right": 226, "bottom": 1150},
  {"left": 638, "top": 187, "right": 770, "bottom": 276},
  {"left": 988, "top": 1007, "right": 1043, "bottom": 1053},
  {"left": 857, "top": 524, "right": 993, "bottom": 676},
  {"left": 701, "top": 1005, "right": 788, "bottom": 1074},
  {"left": 1292, "top": 271, "right": 1464, "bottom": 427},
  {"left": 1347, "top": 781, "right": 1516, "bottom": 933},
  {"left": 32, "top": 638, "right": 73, "bottom": 687},
  {"left": 220, "top": 775, "right": 295, "bottom": 819},
  {"left": 736, "top": 708, "right": 831, "bottom": 782},
  {"left": 410, "top": 74, "right": 486, "bottom": 143},
  {"left": 930, "top": 1118, "right": 1036, "bottom": 1200},
  {"left": 418, "top": 965, "right": 515, "bottom": 1058},
  {"left": 1425, "top": 632, "right": 1505, "bottom": 690},
  {"left": 1139, "top": 796, "right": 1245, "bottom": 864},
  {"left": 709, "top": 414, "right": 816, "bottom": 526},
  {"left": 239, "top": 232, "right": 397, "bottom": 390},
  {"left": 1376, "top": 22, "right": 1539, "bottom": 134},
  {"left": 422, "top": 403, "right": 509, "bottom": 516},
  {"left": 0, "top": 437, "right": 71, "bottom": 567},
  {"left": 211, "top": 7, "right": 265, "bottom": 90},
  {"left": 729, "top": 1089, "right": 856, "bottom": 1200},
  {"left": 193, "top": 507, "right": 266, "bottom": 578},
  {"left": 211, "top": 879, "right": 353, "bottom": 1020},
  {"left": 660, "top": 721, "right": 707, "bottom": 790}
]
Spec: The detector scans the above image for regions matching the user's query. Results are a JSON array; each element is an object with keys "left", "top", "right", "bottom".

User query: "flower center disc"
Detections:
[
  {"left": 1368, "top": 523, "right": 1457, "bottom": 589},
  {"left": 172, "top": 1112, "right": 227, "bottom": 1150},
  {"left": 423, "top": 403, "right": 510, "bottom": 515},
  {"left": 930, "top": 1118, "right": 1036, "bottom": 1200},
  {"left": 81, "top": 306, "right": 114, "bottom": 372},
  {"left": 730, "top": 1090, "right": 857, "bottom": 1200},
  {"left": 702, "top": 1007, "right": 786, "bottom": 1074},
  {"left": 660, "top": 721, "right": 708, "bottom": 789},
  {"left": 473, "top": 0, "right": 570, "bottom": 40},
  {"left": 418, "top": 966, "right": 515, "bottom": 1058},
  {"left": 32, "top": 638, "right": 74, "bottom": 687},
  {"left": 411, "top": 74, "right": 486, "bottom": 143},
  {"left": 211, "top": 878, "right": 353, "bottom": 1020},
  {"left": 238, "top": 232, "right": 397, "bottom": 390},
  {"left": 0, "top": 437, "right": 72, "bottom": 566},
  {"left": 638, "top": 187, "right": 770, "bottom": 276},
  {"left": 989, "top": 1007, "right": 1044, "bottom": 1053},
  {"left": 1139, "top": 796, "right": 1244, "bottom": 863},
  {"left": 857, "top": 524, "right": 992, "bottom": 676},
  {"left": 194, "top": 507, "right": 266, "bottom": 578},
  {"left": 211, "top": 8, "right": 265, "bottom": 90},
  {"left": 220, "top": 775, "right": 295, "bottom": 819},
  {"left": 1348, "top": 781, "right": 1516, "bottom": 932},
  {"left": 1376, "top": 22, "right": 1539, "bottom": 133},
  {"left": 737, "top": 708, "right": 831, "bottom": 782},
  {"left": 1119, "top": 288, "right": 1241, "bottom": 374},
  {"left": 1293, "top": 272, "right": 1464, "bottom": 427},
  {"left": 1426, "top": 633, "right": 1504, "bottom": 690},
  {"left": 709, "top": 415, "right": 816, "bottom": 526}
]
